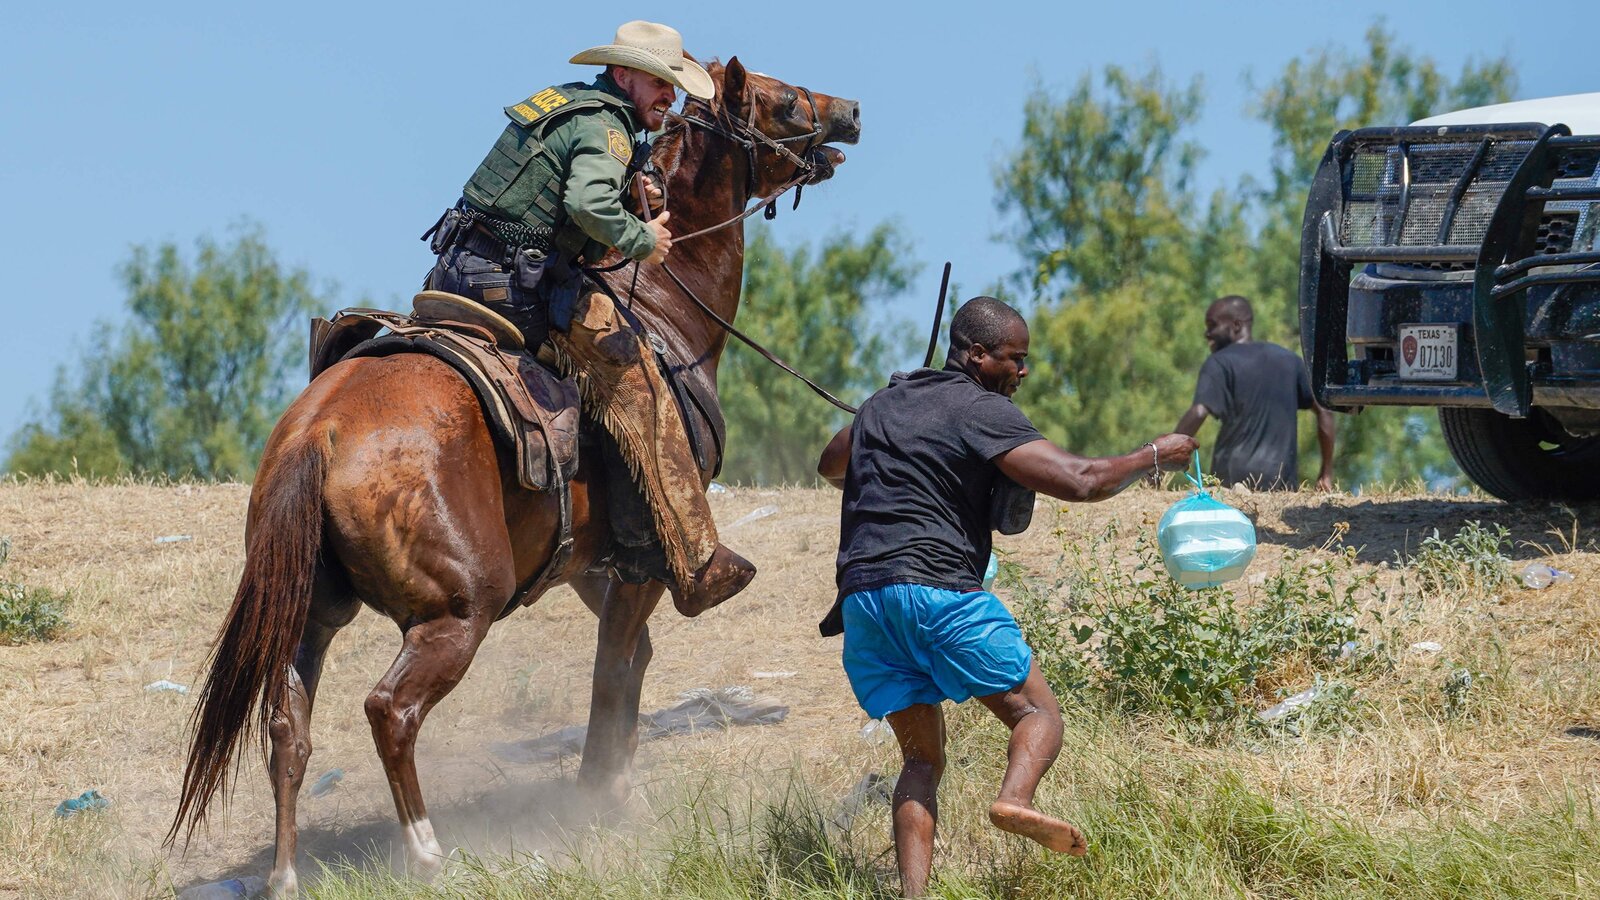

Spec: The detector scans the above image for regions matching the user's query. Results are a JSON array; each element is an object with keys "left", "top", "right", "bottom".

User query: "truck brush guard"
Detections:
[{"left": 1300, "top": 123, "right": 1600, "bottom": 417}]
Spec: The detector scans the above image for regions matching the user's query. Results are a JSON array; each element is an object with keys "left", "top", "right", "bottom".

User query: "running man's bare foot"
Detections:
[{"left": 989, "top": 800, "right": 1088, "bottom": 855}]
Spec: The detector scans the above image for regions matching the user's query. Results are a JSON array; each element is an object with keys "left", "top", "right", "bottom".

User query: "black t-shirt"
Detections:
[
  {"left": 821, "top": 366, "right": 1043, "bottom": 634},
  {"left": 1193, "top": 341, "right": 1313, "bottom": 490}
]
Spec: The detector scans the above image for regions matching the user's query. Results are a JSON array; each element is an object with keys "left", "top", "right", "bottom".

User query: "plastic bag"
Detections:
[{"left": 1157, "top": 453, "right": 1256, "bottom": 589}]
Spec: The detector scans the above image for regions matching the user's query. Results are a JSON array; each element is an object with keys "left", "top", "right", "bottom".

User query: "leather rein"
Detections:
[{"left": 599, "top": 83, "right": 862, "bottom": 415}]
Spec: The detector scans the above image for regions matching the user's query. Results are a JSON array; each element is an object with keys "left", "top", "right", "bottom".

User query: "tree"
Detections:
[
  {"left": 6, "top": 227, "right": 328, "bottom": 480},
  {"left": 994, "top": 28, "right": 1517, "bottom": 487},
  {"left": 995, "top": 65, "right": 1255, "bottom": 457},
  {"left": 718, "top": 223, "right": 917, "bottom": 484},
  {"left": 1250, "top": 24, "right": 1516, "bottom": 486}
]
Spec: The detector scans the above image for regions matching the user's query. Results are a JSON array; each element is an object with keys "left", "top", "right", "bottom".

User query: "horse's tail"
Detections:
[{"left": 167, "top": 433, "right": 328, "bottom": 847}]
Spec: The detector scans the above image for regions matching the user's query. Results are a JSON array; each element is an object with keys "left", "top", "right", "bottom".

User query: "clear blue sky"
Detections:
[{"left": 3, "top": 1, "right": 1595, "bottom": 445}]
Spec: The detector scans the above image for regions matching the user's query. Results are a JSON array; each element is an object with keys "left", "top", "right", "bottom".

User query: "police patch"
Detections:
[
  {"left": 606, "top": 129, "right": 631, "bottom": 164},
  {"left": 505, "top": 86, "right": 571, "bottom": 125}
]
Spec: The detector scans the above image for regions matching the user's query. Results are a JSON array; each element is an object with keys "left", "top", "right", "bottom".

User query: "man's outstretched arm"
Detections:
[
  {"left": 818, "top": 425, "right": 852, "bottom": 490},
  {"left": 1175, "top": 403, "right": 1209, "bottom": 437},
  {"left": 997, "top": 434, "right": 1197, "bottom": 503}
]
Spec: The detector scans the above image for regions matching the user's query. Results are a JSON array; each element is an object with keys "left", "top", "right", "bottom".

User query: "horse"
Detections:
[{"left": 167, "top": 57, "right": 861, "bottom": 895}]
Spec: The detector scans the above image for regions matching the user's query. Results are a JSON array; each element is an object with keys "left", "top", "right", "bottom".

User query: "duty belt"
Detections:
[{"left": 459, "top": 208, "right": 553, "bottom": 263}]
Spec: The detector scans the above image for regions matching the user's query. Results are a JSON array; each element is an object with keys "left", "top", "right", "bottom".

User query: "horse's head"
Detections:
[{"left": 685, "top": 57, "right": 861, "bottom": 197}]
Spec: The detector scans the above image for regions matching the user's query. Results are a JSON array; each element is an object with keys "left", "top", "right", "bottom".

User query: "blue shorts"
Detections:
[{"left": 840, "top": 583, "right": 1033, "bottom": 719}]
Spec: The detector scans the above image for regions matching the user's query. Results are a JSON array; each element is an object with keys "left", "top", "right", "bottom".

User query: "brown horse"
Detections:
[{"left": 168, "top": 58, "right": 860, "bottom": 895}]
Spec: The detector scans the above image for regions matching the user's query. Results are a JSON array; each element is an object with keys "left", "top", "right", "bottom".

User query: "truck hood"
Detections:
[{"left": 1413, "top": 93, "right": 1600, "bottom": 135}]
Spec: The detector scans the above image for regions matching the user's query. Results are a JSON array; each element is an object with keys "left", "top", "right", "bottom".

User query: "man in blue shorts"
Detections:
[{"left": 817, "top": 297, "right": 1197, "bottom": 896}]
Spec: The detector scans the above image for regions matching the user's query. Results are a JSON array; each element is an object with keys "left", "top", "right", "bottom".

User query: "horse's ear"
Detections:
[{"left": 723, "top": 56, "right": 748, "bottom": 116}]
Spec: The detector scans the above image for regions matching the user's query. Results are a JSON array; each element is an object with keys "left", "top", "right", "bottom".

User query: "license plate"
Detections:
[{"left": 1398, "top": 324, "right": 1458, "bottom": 380}]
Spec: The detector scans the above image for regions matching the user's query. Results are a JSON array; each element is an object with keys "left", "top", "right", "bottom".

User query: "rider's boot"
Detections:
[
  {"left": 553, "top": 290, "right": 757, "bottom": 612},
  {"left": 672, "top": 544, "right": 757, "bottom": 617}
]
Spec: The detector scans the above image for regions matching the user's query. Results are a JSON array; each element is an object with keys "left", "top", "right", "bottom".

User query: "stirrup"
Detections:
[{"left": 412, "top": 290, "right": 525, "bottom": 351}]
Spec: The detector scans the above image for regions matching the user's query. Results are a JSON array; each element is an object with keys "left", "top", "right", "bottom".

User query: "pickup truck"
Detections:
[{"left": 1300, "top": 94, "right": 1600, "bottom": 500}]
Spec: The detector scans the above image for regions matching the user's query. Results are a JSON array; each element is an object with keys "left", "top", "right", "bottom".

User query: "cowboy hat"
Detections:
[{"left": 571, "top": 21, "right": 715, "bottom": 101}]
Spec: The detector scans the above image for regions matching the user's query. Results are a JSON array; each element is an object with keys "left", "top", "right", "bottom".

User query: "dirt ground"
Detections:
[{"left": 2, "top": 481, "right": 1598, "bottom": 897}]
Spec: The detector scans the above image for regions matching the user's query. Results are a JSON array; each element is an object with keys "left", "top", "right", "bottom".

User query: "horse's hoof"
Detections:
[
  {"left": 402, "top": 818, "right": 447, "bottom": 882},
  {"left": 579, "top": 770, "right": 634, "bottom": 811},
  {"left": 267, "top": 869, "right": 299, "bottom": 899}
]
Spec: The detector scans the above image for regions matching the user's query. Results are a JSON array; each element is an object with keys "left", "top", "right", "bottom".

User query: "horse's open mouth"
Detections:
[{"left": 804, "top": 145, "right": 847, "bottom": 185}]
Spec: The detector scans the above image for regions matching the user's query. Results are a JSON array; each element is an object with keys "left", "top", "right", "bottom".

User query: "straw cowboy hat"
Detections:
[{"left": 571, "top": 21, "right": 715, "bottom": 101}]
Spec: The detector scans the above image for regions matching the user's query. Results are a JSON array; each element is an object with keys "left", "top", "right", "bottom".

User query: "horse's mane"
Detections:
[{"left": 654, "top": 57, "right": 727, "bottom": 183}]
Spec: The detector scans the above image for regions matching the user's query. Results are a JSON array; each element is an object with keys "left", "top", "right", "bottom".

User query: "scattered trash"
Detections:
[
  {"left": 1410, "top": 641, "right": 1444, "bottom": 654},
  {"left": 176, "top": 875, "right": 266, "bottom": 900},
  {"left": 1564, "top": 725, "right": 1600, "bottom": 742},
  {"left": 859, "top": 717, "right": 895, "bottom": 746},
  {"left": 307, "top": 769, "right": 344, "bottom": 797},
  {"left": 1336, "top": 640, "right": 1360, "bottom": 660},
  {"left": 154, "top": 535, "right": 193, "bottom": 544},
  {"left": 752, "top": 670, "right": 797, "bottom": 679},
  {"left": 832, "top": 772, "right": 896, "bottom": 830},
  {"left": 729, "top": 505, "right": 780, "bottom": 528},
  {"left": 1258, "top": 686, "right": 1323, "bottom": 722},
  {"left": 54, "top": 789, "right": 110, "bottom": 818},
  {"left": 1518, "top": 563, "right": 1574, "bottom": 590},
  {"left": 145, "top": 679, "right": 190, "bottom": 695},
  {"left": 982, "top": 553, "right": 999, "bottom": 591},
  {"left": 707, "top": 482, "right": 730, "bottom": 495},
  {"left": 492, "top": 686, "right": 788, "bottom": 763}
]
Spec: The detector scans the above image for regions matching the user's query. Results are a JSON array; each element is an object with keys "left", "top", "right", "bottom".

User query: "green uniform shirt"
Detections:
[{"left": 462, "top": 73, "right": 656, "bottom": 262}]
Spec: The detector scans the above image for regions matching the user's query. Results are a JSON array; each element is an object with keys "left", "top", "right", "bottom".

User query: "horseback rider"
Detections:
[{"left": 423, "top": 21, "right": 755, "bottom": 614}]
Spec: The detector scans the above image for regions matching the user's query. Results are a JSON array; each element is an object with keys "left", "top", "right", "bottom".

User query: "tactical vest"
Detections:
[{"left": 462, "top": 83, "right": 636, "bottom": 259}]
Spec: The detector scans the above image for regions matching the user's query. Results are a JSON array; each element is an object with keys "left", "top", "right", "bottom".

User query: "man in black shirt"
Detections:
[
  {"left": 1175, "top": 295, "right": 1335, "bottom": 490},
  {"left": 817, "top": 297, "right": 1196, "bottom": 896}
]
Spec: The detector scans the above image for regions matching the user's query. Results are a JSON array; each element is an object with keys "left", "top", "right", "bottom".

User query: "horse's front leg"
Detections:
[{"left": 578, "top": 576, "right": 663, "bottom": 804}]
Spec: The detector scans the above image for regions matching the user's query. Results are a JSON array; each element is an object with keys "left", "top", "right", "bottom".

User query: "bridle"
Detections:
[
  {"left": 594, "top": 77, "right": 862, "bottom": 414},
  {"left": 677, "top": 83, "right": 833, "bottom": 201}
]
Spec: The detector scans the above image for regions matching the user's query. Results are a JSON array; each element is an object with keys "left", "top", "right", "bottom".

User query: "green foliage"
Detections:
[
  {"left": 5, "top": 226, "right": 327, "bottom": 480},
  {"left": 1403, "top": 521, "right": 1512, "bottom": 597},
  {"left": 299, "top": 744, "right": 1600, "bottom": 899},
  {"left": 0, "top": 538, "right": 67, "bottom": 644},
  {"left": 995, "top": 25, "right": 1517, "bottom": 487},
  {"left": 719, "top": 223, "right": 917, "bottom": 484},
  {"left": 1015, "top": 525, "right": 1375, "bottom": 733},
  {"left": 995, "top": 66, "right": 1229, "bottom": 458},
  {"left": 1248, "top": 24, "right": 1517, "bottom": 486}
]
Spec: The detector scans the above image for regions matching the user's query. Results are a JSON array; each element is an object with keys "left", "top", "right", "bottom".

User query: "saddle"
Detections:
[
  {"left": 309, "top": 294, "right": 580, "bottom": 494},
  {"left": 310, "top": 295, "right": 583, "bottom": 605}
]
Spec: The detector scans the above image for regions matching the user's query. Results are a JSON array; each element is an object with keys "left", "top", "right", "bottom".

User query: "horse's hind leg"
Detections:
[
  {"left": 267, "top": 582, "right": 359, "bottom": 897},
  {"left": 575, "top": 576, "right": 664, "bottom": 804},
  {"left": 364, "top": 611, "right": 495, "bottom": 879}
]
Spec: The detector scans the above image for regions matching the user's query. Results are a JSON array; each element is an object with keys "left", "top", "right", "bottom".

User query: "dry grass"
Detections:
[{"left": 1, "top": 479, "right": 1598, "bottom": 897}]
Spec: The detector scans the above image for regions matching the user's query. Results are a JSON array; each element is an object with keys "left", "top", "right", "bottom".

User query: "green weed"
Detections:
[
  {"left": 0, "top": 537, "right": 67, "bottom": 644},
  {"left": 1405, "top": 521, "right": 1512, "bottom": 597},
  {"left": 1016, "top": 525, "right": 1375, "bottom": 735}
]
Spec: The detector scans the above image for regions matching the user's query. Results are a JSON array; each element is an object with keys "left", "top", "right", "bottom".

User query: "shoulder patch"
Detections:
[
  {"left": 506, "top": 86, "right": 572, "bottom": 125},
  {"left": 606, "top": 129, "right": 632, "bottom": 164}
]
